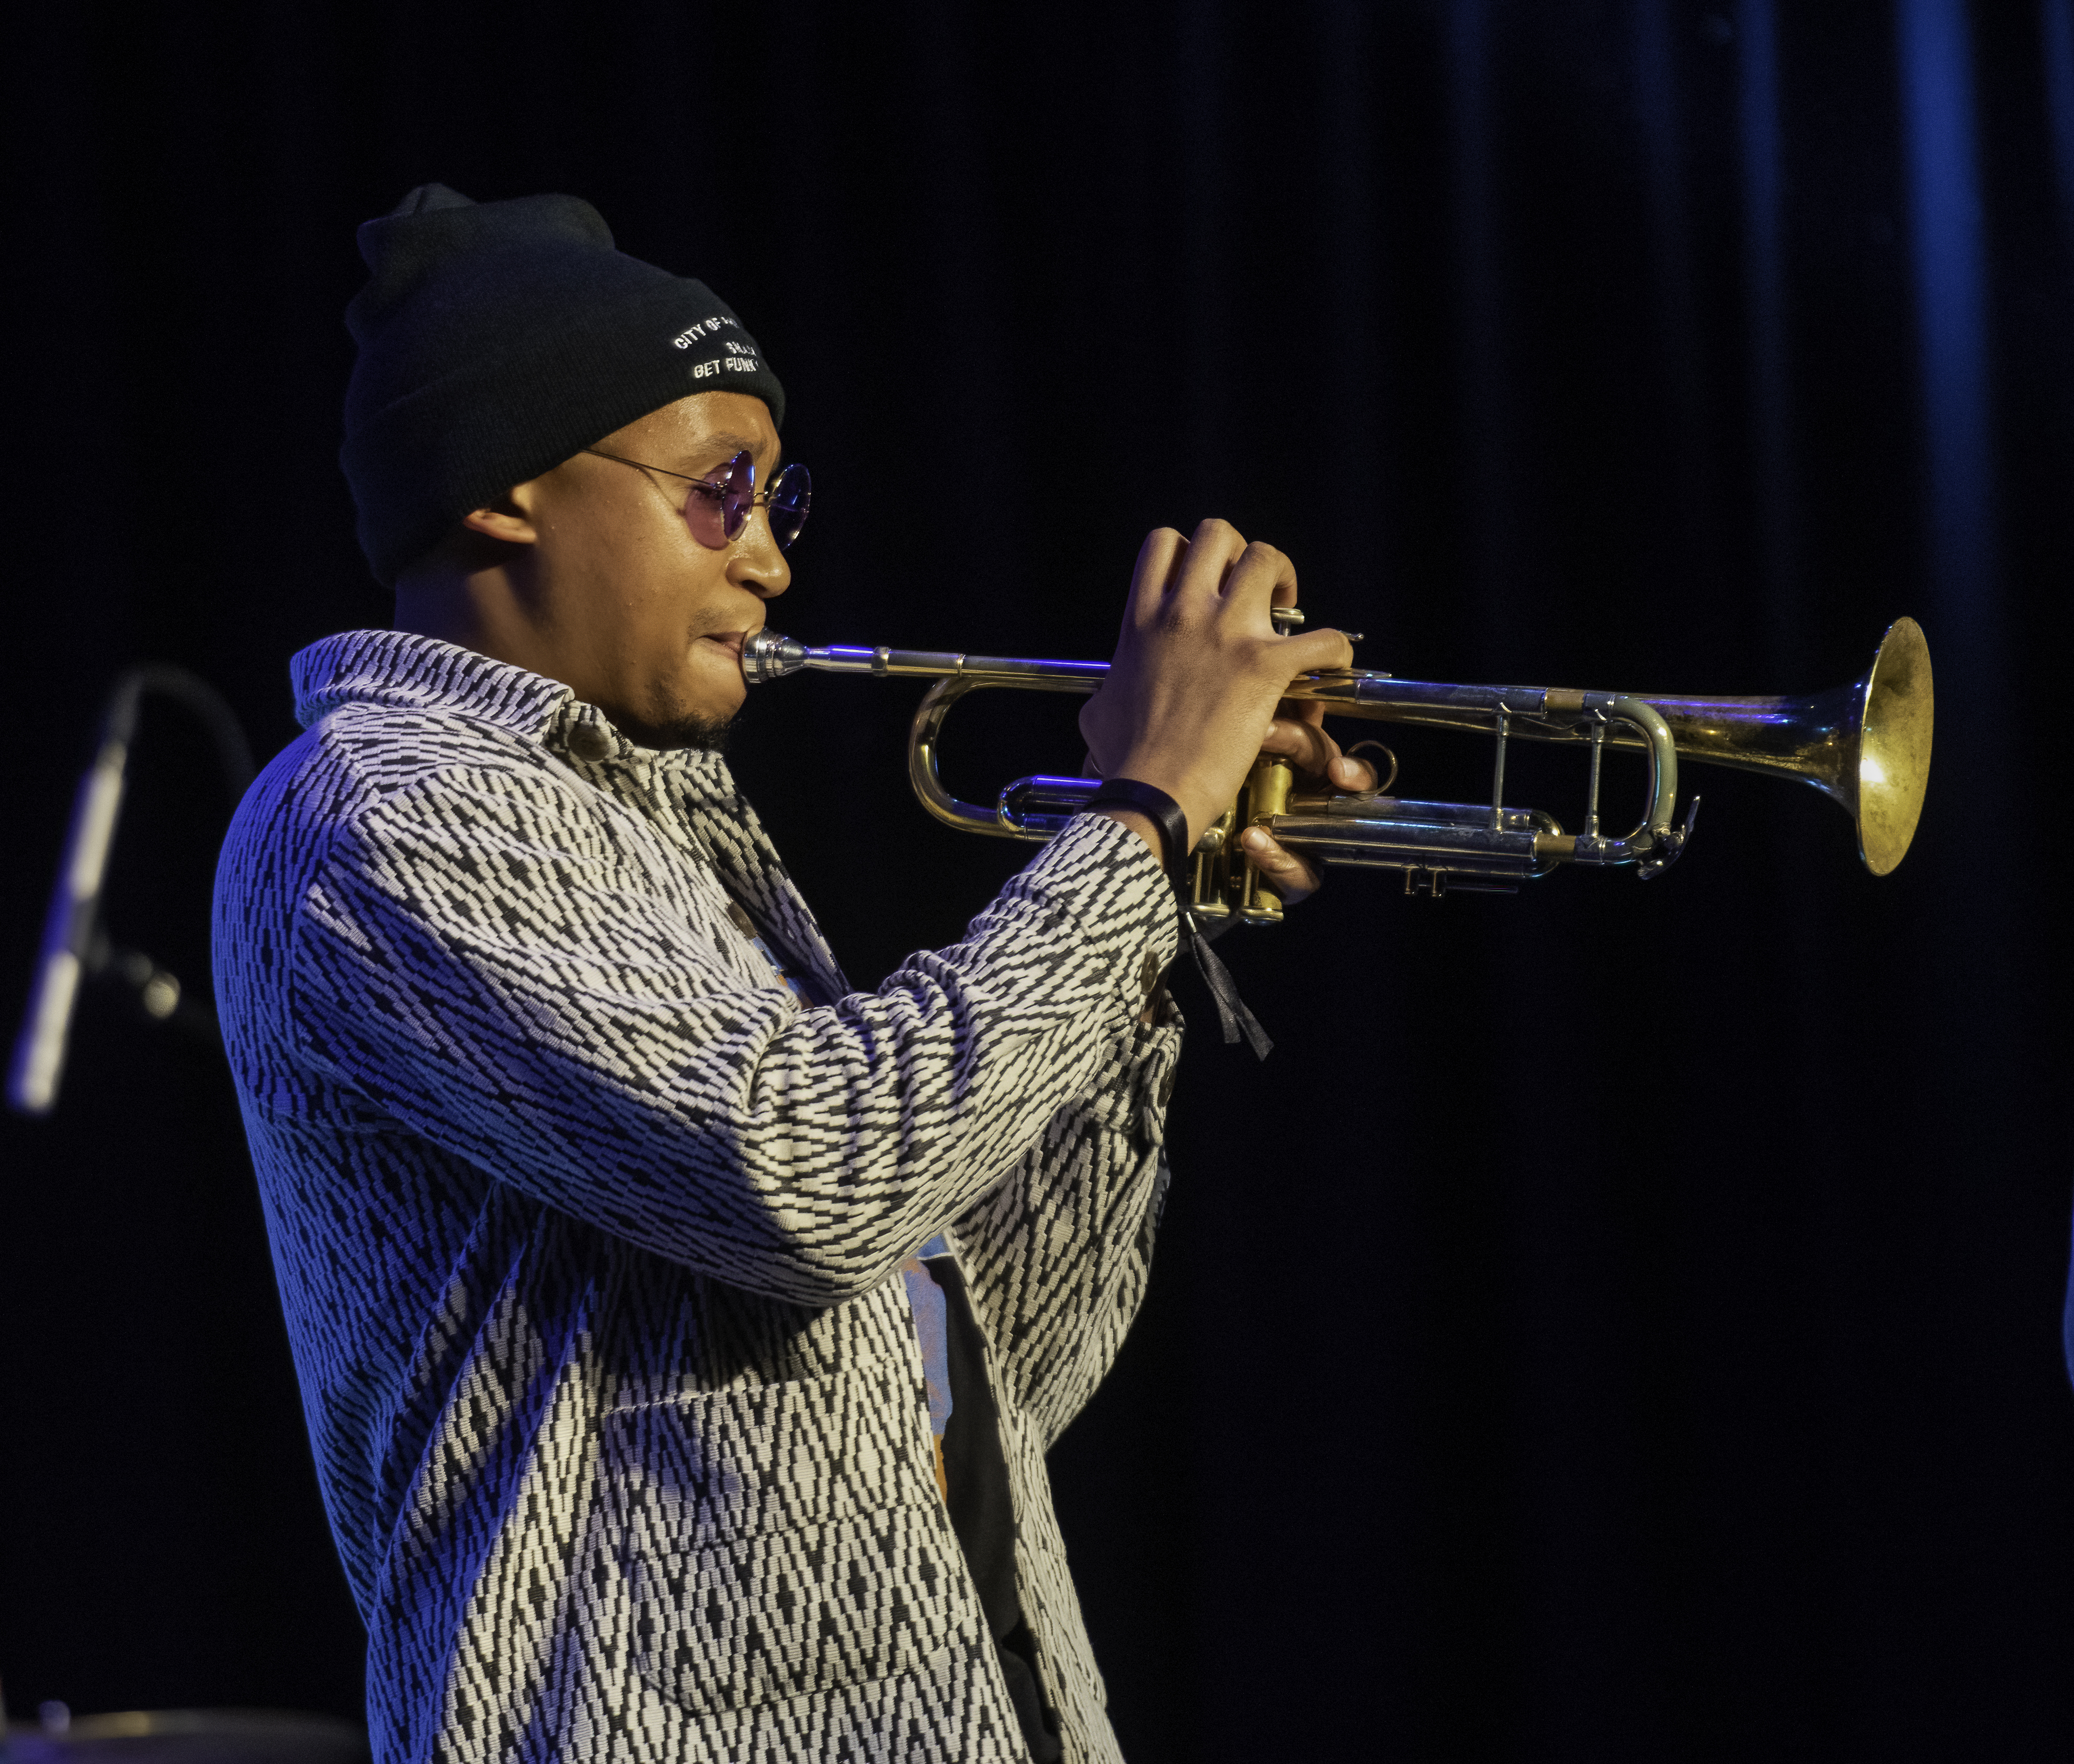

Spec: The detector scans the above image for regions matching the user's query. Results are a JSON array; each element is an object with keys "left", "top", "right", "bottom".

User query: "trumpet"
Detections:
[{"left": 741, "top": 614, "right": 1932, "bottom": 919}]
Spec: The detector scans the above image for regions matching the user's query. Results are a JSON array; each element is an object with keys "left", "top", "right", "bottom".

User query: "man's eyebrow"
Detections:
[{"left": 676, "top": 432, "right": 776, "bottom": 470}]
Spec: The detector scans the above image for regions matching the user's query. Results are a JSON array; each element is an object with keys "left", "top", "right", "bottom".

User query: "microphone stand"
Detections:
[{"left": 8, "top": 665, "right": 255, "bottom": 1117}]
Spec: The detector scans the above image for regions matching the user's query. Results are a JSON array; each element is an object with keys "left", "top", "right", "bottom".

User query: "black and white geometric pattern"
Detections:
[{"left": 211, "top": 630, "right": 1184, "bottom": 1763}]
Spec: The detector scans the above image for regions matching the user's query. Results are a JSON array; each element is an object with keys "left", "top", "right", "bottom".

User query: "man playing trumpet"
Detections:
[{"left": 213, "top": 184, "right": 1372, "bottom": 1763}]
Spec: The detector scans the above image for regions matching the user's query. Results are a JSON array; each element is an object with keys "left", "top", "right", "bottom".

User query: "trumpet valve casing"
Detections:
[{"left": 1237, "top": 756, "right": 1297, "bottom": 923}]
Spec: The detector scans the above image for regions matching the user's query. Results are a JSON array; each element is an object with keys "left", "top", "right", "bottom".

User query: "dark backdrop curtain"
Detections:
[{"left": 3, "top": 4, "right": 2069, "bottom": 1759}]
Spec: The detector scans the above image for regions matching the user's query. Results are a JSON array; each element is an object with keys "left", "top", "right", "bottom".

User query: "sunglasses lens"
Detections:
[
  {"left": 766, "top": 463, "right": 812, "bottom": 551},
  {"left": 679, "top": 452, "right": 755, "bottom": 549},
  {"left": 680, "top": 454, "right": 808, "bottom": 550},
  {"left": 681, "top": 487, "right": 729, "bottom": 550},
  {"left": 721, "top": 451, "right": 756, "bottom": 542}
]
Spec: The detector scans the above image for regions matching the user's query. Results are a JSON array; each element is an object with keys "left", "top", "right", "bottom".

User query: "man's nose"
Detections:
[{"left": 729, "top": 520, "right": 790, "bottom": 599}]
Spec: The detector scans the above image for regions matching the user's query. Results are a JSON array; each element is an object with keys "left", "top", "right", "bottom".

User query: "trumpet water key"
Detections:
[{"left": 740, "top": 614, "right": 1932, "bottom": 919}]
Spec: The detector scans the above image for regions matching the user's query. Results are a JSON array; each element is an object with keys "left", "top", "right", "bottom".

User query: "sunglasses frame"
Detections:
[{"left": 584, "top": 447, "right": 811, "bottom": 551}]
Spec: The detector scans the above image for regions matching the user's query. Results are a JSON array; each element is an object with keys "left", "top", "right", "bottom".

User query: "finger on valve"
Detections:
[
  {"left": 1238, "top": 825, "right": 1321, "bottom": 905},
  {"left": 1261, "top": 715, "right": 1380, "bottom": 792}
]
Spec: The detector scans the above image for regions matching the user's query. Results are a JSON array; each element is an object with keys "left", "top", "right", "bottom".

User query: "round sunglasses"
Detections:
[{"left": 584, "top": 447, "right": 811, "bottom": 551}]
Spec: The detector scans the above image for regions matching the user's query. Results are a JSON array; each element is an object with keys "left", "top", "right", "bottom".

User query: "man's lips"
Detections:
[{"left": 695, "top": 629, "right": 750, "bottom": 662}]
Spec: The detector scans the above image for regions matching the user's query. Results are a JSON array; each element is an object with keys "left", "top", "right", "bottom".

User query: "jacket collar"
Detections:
[
  {"left": 289, "top": 628, "right": 855, "bottom": 1001},
  {"left": 291, "top": 629, "right": 573, "bottom": 735}
]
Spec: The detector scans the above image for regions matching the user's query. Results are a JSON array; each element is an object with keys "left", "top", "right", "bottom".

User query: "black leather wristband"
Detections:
[{"left": 1085, "top": 778, "right": 1192, "bottom": 882}]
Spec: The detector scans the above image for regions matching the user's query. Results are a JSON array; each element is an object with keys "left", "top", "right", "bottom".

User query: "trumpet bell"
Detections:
[
  {"left": 1565, "top": 616, "right": 1932, "bottom": 874},
  {"left": 1851, "top": 616, "right": 1933, "bottom": 876}
]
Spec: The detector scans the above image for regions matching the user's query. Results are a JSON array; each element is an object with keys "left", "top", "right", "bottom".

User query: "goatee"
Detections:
[{"left": 625, "top": 711, "right": 735, "bottom": 754}]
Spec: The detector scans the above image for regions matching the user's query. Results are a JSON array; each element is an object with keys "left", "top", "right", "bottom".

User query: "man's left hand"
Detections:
[{"left": 1237, "top": 700, "right": 1380, "bottom": 907}]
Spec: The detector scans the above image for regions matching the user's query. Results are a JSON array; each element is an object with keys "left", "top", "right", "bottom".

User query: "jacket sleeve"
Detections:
[
  {"left": 286, "top": 765, "right": 1180, "bottom": 1308},
  {"left": 944, "top": 994, "right": 1183, "bottom": 1448}
]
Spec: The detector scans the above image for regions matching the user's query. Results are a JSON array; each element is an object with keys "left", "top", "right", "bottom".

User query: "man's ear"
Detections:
[
  {"left": 461, "top": 482, "right": 540, "bottom": 545},
  {"left": 461, "top": 506, "right": 537, "bottom": 544}
]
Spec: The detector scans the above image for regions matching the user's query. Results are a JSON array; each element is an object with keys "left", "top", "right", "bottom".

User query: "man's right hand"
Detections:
[{"left": 1078, "top": 519, "right": 1356, "bottom": 857}]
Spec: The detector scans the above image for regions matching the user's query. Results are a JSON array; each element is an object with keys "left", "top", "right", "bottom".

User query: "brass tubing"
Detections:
[{"left": 906, "top": 676, "right": 1092, "bottom": 841}]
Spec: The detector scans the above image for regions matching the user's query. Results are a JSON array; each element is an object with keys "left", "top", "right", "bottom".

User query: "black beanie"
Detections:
[{"left": 341, "top": 184, "right": 786, "bottom": 586}]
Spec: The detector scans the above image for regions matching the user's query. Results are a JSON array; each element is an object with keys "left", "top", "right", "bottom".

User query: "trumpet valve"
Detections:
[
  {"left": 1188, "top": 807, "right": 1239, "bottom": 919},
  {"left": 1238, "top": 755, "right": 1297, "bottom": 924}
]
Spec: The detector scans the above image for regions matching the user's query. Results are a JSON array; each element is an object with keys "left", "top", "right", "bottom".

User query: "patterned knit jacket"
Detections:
[{"left": 210, "top": 630, "right": 1185, "bottom": 1764}]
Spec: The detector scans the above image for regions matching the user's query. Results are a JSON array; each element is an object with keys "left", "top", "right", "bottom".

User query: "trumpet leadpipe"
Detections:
[{"left": 741, "top": 632, "right": 1105, "bottom": 689}]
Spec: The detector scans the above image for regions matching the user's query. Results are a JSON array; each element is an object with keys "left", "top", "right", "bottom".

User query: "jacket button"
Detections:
[{"left": 568, "top": 722, "right": 613, "bottom": 762}]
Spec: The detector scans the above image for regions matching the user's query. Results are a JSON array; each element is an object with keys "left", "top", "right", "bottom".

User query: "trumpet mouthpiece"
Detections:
[{"left": 741, "top": 629, "right": 808, "bottom": 685}]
